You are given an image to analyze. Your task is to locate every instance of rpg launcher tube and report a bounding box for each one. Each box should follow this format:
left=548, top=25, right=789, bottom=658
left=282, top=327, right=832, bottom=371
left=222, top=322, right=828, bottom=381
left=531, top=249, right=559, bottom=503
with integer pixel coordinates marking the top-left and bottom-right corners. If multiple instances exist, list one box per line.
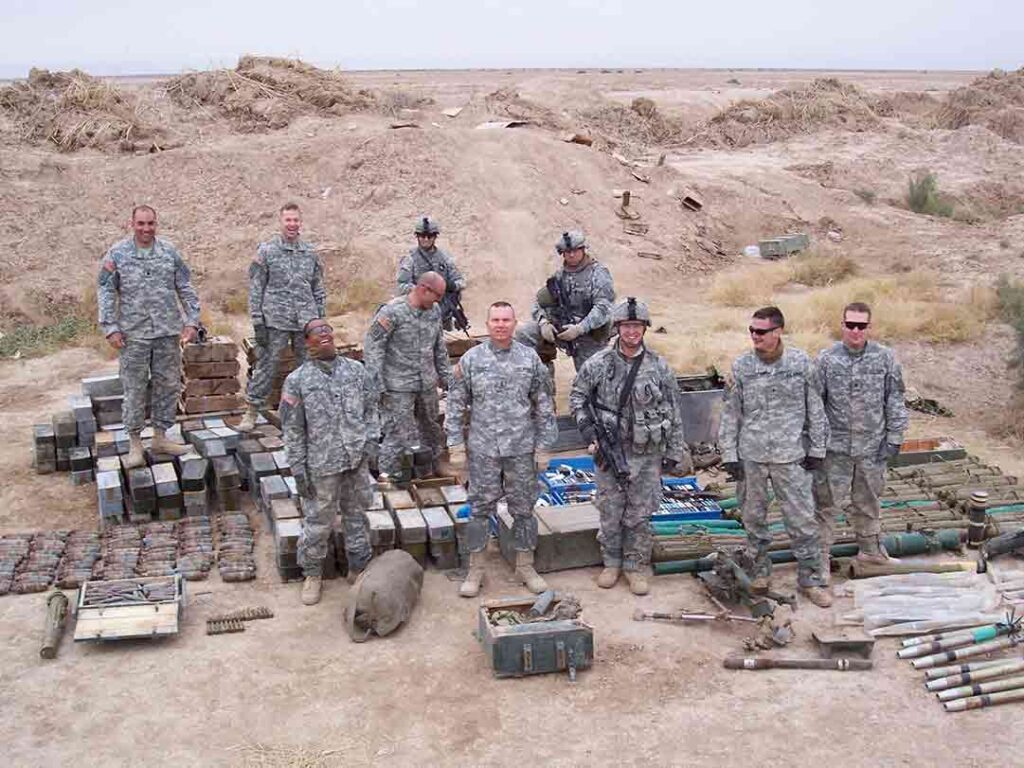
left=724, top=657, right=873, bottom=671
left=943, top=686, right=1024, bottom=711
left=925, top=658, right=1018, bottom=681
left=898, top=624, right=1010, bottom=659
left=911, top=636, right=1018, bottom=670
left=926, top=659, right=1024, bottom=692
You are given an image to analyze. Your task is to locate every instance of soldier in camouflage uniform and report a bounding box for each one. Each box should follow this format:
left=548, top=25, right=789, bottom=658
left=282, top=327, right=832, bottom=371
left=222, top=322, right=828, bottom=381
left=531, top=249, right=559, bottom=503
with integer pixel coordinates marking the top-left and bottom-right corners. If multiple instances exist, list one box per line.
left=97, top=205, right=200, bottom=468
left=446, top=302, right=557, bottom=597
left=718, top=306, right=832, bottom=608
left=396, top=216, right=467, bottom=330
left=282, top=318, right=379, bottom=606
left=239, top=202, right=326, bottom=432
left=516, top=230, right=616, bottom=372
left=815, top=302, right=909, bottom=572
left=363, top=271, right=453, bottom=479
left=569, top=298, right=691, bottom=596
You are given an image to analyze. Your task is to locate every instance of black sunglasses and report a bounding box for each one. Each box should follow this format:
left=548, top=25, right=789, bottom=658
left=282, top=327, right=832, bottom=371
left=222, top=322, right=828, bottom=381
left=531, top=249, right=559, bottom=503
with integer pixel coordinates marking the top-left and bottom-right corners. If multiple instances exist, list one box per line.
left=748, top=326, right=780, bottom=336
left=844, top=321, right=869, bottom=331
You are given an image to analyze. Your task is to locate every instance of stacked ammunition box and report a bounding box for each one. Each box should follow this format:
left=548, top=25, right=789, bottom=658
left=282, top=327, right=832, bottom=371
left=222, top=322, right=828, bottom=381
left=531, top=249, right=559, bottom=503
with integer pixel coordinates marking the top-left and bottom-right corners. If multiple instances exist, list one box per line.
left=33, top=424, right=56, bottom=474
left=52, top=411, right=76, bottom=472
left=180, top=337, right=242, bottom=415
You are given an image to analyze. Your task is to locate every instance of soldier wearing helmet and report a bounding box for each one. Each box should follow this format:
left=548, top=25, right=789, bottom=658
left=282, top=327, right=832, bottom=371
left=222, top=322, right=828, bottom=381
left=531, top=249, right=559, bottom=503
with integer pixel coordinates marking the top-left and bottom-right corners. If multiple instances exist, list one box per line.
left=569, top=297, right=691, bottom=596
left=516, top=229, right=616, bottom=372
left=396, top=216, right=467, bottom=330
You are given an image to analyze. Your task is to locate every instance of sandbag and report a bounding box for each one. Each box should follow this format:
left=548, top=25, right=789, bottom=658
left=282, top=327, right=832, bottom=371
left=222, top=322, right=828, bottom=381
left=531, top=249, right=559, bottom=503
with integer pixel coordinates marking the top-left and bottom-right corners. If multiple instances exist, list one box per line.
left=344, top=549, right=423, bottom=642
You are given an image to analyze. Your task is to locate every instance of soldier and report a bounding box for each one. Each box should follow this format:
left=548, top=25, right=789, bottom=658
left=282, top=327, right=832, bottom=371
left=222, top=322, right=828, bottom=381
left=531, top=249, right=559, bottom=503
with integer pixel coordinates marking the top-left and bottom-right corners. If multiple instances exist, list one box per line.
left=363, top=271, right=453, bottom=479
left=516, top=230, right=616, bottom=372
left=396, top=216, right=467, bottom=330
left=569, top=298, right=691, bottom=596
left=282, top=318, right=379, bottom=606
left=238, top=202, right=326, bottom=432
left=718, top=306, right=832, bottom=608
left=97, top=205, right=200, bottom=468
left=815, top=302, right=909, bottom=570
left=446, top=301, right=557, bottom=598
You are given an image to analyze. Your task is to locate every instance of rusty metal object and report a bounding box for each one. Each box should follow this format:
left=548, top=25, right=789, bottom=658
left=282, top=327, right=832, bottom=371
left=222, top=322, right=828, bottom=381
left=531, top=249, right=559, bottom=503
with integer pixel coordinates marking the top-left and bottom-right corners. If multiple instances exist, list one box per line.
left=211, top=606, right=274, bottom=622
left=206, top=618, right=245, bottom=635
left=40, top=591, right=69, bottom=659
left=217, top=513, right=256, bottom=581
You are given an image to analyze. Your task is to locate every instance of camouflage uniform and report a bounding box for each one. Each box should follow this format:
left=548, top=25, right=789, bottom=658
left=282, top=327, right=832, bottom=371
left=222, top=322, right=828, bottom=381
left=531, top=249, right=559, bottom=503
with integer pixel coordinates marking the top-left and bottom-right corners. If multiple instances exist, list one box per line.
left=445, top=340, right=557, bottom=553
left=282, top=356, right=379, bottom=577
left=517, top=258, right=616, bottom=371
left=718, top=346, right=828, bottom=587
left=815, top=341, right=909, bottom=552
left=97, top=236, right=201, bottom=432
left=363, top=296, right=453, bottom=476
left=396, top=246, right=465, bottom=296
left=247, top=235, right=326, bottom=408
left=570, top=344, right=687, bottom=571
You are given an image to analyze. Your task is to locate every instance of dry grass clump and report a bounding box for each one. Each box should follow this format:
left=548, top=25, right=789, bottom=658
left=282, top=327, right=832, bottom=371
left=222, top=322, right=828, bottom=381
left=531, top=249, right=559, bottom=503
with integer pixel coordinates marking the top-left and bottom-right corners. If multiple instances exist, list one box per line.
left=484, top=88, right=565, bottom=130
left=0, top=284, right=103, bottom=359
left=0, top=67, right=162, bottom=151
left=578, top=97, right=684, bottom=152
left=376, top=88, right=435, bottom=118
left=931, top=68, right=1024, bottom=144
left=788, top=252, right=859, bottom=287
left=165, top=55, right=372, bottom=131
left=709, top=251, right=858, bottom=306
left=686, top=78, right=881, bottom=148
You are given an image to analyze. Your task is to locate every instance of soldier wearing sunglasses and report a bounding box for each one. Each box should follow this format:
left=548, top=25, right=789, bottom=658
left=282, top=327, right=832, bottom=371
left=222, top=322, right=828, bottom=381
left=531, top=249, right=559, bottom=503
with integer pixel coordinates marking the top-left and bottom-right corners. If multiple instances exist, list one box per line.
left=718, top=306, right=831, bottom=607
left=814, top=302, right=909, bottom=572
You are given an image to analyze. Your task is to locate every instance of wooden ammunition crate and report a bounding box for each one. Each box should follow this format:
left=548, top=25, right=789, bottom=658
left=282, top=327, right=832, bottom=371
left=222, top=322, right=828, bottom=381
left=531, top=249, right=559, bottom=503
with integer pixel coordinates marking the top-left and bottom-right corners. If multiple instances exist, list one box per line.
left=477, top=596, right=593, bottom=679
left=74, top=575, right=183, bottom=642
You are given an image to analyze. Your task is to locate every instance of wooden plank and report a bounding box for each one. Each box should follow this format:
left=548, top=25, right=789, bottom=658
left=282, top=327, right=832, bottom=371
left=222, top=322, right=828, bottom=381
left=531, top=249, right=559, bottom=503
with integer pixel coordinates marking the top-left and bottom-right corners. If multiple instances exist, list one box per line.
left=182, top=377, right=241, bottom=397
left=183, top=360, right=241, bottom=379
left=182, top=337, right=239, bottom=363
left=181, top=394, right=244, bottom=414
left=74, top=604, right=179, bottom=640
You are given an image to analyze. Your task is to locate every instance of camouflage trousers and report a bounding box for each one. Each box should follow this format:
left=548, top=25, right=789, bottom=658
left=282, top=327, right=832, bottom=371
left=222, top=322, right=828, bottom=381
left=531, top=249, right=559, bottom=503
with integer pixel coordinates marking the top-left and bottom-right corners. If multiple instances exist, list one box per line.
left=515, top=321, right=607, bottom=372
left=739, top=460, right=826, bottom=587
left=120, top=334, right=181, bottom=433
left=595, top=451, right=661, bottom=571
left=814, top=451, right=886, bottom=552
left=299, top=464, right=373, bottom=577
left=378, top=389, right=443, bottom=477
left=246, top=328, right=306, bottom=409
left=466, top=452, right=538, bottom=553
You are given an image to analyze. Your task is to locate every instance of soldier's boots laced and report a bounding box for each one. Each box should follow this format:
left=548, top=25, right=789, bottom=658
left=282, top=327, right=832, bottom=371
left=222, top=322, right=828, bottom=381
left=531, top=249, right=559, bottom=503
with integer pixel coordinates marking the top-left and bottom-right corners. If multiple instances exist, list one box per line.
left=515, top=551, right=548, bottom=594
left=301, top=576, right=322, bottom=606
left=124, top=433, right=146, bottom=469
left=799, top=585, right=833, bottom=608
left=459, top=551, right=486, bottom=598
left=597, top=567, right=620, bottom=589
left=625, top=569, right=650, bottom=596
left=237, top=405, right=259, bottom=433
left=749, top=575, right=771, bottom=594
left=153, top=429, right=192, bottom=456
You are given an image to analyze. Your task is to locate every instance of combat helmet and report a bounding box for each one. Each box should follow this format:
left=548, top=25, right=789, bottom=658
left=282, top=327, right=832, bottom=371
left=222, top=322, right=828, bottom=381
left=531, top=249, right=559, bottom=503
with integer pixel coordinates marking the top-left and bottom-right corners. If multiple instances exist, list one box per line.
left=555, top=230, right=586, bottom=253
left=611, top=297, right=651, bottom=326
left=414, top=216, right=440, bottom=235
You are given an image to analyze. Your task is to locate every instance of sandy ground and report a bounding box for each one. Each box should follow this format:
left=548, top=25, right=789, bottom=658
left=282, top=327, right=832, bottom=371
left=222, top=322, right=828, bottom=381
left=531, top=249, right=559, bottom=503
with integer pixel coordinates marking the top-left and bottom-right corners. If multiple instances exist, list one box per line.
left=2, top=66, right=1024, bottom=766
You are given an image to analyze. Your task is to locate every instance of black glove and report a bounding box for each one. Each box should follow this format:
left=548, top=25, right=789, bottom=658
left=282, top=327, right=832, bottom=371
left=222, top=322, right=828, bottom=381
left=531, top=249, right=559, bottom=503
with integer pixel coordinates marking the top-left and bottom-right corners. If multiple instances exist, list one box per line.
left=254, top=324, right=269, bottom=347
left=722, top=461, right=744, bottom=481
left=879, top=442, right=901, bottom=461
left=293, top=471, right=317, bottom=500
left=801, top=455, right=824, bottom=472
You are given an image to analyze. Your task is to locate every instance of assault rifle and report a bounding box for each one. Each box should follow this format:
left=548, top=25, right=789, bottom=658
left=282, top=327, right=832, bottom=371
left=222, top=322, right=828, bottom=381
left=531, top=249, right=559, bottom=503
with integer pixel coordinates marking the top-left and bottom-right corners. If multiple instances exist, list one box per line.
left=584, top=397, right=630, bottom=489
left=440, top=289, right=471, bottom=336
left=544, top=276, right=577, bottom=356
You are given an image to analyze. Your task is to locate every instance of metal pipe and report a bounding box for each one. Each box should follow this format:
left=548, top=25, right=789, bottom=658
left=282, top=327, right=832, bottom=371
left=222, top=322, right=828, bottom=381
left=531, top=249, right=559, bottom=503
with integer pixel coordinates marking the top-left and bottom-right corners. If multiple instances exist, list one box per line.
left=911, top=636, right=1019, bottom=669
left=925, top=658, right=1018, bottom=681
left=926, top=660, right=1024, bottom=692
left=724, top=656, right=873, bottom=671
left=943, top=685, right=1024, bottom=711
left=902, top=624, right=996, bottom=648
left=898, top=625, right=1009, bottom=659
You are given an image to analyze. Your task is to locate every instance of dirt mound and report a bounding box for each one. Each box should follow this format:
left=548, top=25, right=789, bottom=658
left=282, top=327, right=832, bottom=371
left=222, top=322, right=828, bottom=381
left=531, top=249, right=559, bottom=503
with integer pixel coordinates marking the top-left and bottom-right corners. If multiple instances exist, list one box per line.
left=483, top=87, right=565, bottom=130
left=871, top=90, right=941, bottom=120
left=164, top=55, right=372, bottom=131
left=577, top=98, right=684, bottom=153
left=686, top=78, right=881, bottom=148
left=931, top=68, right=1024, bottom=144
left=0, top=68, right=162, bottom=152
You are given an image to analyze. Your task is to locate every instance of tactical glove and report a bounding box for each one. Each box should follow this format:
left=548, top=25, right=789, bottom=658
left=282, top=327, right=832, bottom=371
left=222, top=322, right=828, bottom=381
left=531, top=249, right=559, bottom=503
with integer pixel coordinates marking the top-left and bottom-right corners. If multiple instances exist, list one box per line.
left=539, top=319, right=557, bottom=343
left=557, top=323, right=585, bottom=342
left=879, top=442, right=901, bottom=461
left=722, top=461, right=744, bottom=481
left=801, top=455, right=825, bottom=472
left=293, top=470, right=317, bottom=500
left=254, top=324, right=269, bottom=347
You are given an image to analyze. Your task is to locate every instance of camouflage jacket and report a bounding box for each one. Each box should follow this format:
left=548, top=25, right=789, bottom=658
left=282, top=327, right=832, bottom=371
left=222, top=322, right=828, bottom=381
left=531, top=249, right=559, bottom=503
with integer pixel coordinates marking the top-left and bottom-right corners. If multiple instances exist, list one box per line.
left=446, top=339, right=557, bottom=457
left=363, top=296, right=453, bottom=393
left=816, top=341, right=909, bottom=457
left=569, top=343, right=687, bottom=463
left=531, top=257, right=616, bottom=334
left=718, top=346, right=827, bottom=464
left=282, top=357, right=380, bottom=478
left=396, top=247, right=465, bottom=295
left=249, top=234, right=326, bottom=331
left=97, top=236, right=201, bottom=339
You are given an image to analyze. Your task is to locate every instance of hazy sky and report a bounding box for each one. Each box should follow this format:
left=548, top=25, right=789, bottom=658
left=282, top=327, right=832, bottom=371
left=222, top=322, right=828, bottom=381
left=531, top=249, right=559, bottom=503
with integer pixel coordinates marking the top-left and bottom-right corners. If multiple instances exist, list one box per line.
left=2, top=0, right=1020, bottom=78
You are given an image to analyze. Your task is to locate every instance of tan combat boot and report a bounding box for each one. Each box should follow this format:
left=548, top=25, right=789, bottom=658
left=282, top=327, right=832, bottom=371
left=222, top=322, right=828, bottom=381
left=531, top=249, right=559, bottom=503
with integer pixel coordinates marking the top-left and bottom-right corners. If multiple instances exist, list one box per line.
left=237, top=404, right=259, bottom=433
left=625, top=569, right=650, bottom=596
left=459, top=550, right=486, bottom=598
left=855, top=537, right=894, bottom=566
left=124, top=433, right=146, bottom=469
left=799, top=585, right=833, bottom=608
left=152, top=428, right=191, bottom=456
left=301, top=575, right=322, bottom=606
left=515, top=551, right=548, bottom=594
left=597, top=567, right=620, bottom=589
